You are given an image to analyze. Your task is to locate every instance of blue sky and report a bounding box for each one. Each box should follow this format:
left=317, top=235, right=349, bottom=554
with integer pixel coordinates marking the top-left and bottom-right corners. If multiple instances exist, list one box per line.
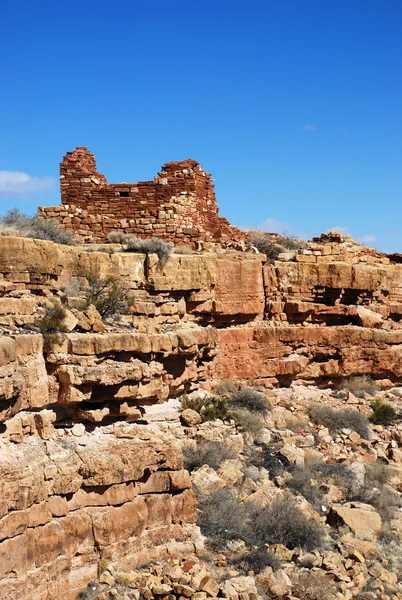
left=1, top=0, right=401, bottom=251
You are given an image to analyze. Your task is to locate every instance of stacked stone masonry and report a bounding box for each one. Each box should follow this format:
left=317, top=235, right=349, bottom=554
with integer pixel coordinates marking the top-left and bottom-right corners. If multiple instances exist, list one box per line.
left=39, top=147, right=244, bottom=246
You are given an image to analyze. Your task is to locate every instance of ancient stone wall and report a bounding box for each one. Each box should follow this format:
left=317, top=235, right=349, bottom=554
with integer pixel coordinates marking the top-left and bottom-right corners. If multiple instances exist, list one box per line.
left=39, top=147, right=243, bottom=246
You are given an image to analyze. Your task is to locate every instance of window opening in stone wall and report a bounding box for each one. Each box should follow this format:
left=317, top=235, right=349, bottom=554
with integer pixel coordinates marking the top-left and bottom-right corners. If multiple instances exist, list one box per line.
left=119, top=191, right=129, bottom=197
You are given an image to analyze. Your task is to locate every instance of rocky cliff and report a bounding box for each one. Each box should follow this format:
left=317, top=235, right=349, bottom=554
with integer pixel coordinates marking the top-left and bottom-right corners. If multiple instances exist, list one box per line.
left=1, top=233, right=402, bottom=598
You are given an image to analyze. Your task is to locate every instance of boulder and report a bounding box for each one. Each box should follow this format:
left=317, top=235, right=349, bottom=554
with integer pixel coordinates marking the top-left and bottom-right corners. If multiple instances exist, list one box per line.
left=327, top=503, right=382, bottom=539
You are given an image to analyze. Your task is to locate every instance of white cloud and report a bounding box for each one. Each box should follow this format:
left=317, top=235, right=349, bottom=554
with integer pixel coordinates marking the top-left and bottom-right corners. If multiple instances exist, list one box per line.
left=359, top=234, right=377, bottom=245
left=302, top=123, right=317, bottom=132
left=329, top=226, right=351, bottom=235
left=257, top=218, right=296, bottom=235
left=0, top=171, right=56, bottom=197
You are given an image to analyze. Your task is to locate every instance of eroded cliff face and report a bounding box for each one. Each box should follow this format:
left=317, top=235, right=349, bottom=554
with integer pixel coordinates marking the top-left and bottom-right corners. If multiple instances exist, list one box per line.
left=1, top=234, right=402, bottom=598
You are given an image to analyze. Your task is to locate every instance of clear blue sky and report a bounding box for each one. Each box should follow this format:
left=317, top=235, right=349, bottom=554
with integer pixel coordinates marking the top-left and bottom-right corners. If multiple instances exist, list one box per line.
left=1, top=0, right=401, bottom=251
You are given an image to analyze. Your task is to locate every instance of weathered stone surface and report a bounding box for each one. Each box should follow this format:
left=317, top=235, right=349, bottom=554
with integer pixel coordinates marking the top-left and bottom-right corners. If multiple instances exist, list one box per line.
left=212, top=325, right=402, bottom=382
left=0, top=424, right=198, bottom=600
left=327, top=503, right=382, bottom=538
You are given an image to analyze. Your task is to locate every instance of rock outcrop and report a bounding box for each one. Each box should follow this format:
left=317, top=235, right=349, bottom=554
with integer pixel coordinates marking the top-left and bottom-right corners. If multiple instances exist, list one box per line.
left=2, top=231, right=402, bottom=598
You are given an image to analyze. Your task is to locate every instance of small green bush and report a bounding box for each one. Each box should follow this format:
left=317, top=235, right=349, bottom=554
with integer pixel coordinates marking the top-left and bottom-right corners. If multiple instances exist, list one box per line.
left=37, top=304, right=68, bottom=334
left=370, top=398, right=397, bottom=425
left=309, top=404, right=371, bottom=439
left=77, top=272, right=133, bottom=318
left=0, top=208, right=75, bottom=245
left=180, top=394, right=231, bottom=422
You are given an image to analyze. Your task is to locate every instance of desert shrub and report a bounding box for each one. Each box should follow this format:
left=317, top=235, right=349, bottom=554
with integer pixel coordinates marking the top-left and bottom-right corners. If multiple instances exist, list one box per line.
left=231, top=409, right=265, bottom=438
left=309, top=404, right=370, bottom=439
left=247, top=497, right=325, bottom=551
left=228, top=388, right=268, bottom=413
left=340, top=375, right=380, bottom=398
left=125, top=235, right=171, bottom=266
left=173, top=244, right=193, bottom=254
left=247, top=230, right=304, bottom=263
left=78, top=272, right=133, bottom=318
left=180, top=394, right=206, bottom=413
left=247, top=230, right=286, bottom=262
left=252, top=442, right=292, bottom=477
left=365, top=460, right=392, bottom=487
left=216, top=380, right=241, bottom=396
left=183, top=440, right=237, bottom=472
left=370, top=398, right=397, bottom=424
left=236, top=548, right=281, bottom=573
left=37, top=304, right=68, bottom=334
left=197, top=488, right=249, bottom=548
left=350, top=461, right=401, bottom=521
left=291, top=571, right=338, bottom=600
left=180, top=394, right=231, bottom=422
left=107, top=231, right=127, bottom=244
left=198, top=490, right=325, bottom=553
left=0, top=208, right=75, bottom=245
left=378, top=527, right=402, bottom=579
left=289, top=462, right=356, bottom=510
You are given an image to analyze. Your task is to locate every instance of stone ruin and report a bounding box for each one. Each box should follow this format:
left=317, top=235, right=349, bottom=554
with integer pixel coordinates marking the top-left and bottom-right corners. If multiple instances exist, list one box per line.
left=39, top=147, right=244, bottom=246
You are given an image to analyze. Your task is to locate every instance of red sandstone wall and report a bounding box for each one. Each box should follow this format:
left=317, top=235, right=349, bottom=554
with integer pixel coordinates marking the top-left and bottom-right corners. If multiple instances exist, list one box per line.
left=39, top=147, right=243, bottom=246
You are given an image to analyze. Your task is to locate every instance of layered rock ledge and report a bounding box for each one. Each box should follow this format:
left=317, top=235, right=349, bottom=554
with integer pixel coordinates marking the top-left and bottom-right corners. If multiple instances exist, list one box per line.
left=1, top=234, right=402, bottom=598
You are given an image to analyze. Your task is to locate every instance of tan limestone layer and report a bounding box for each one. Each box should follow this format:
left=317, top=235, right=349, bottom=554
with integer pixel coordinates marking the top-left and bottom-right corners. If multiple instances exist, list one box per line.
left=0, top=424, right=197, bottom=600
left=212, top=325, right=402, bottom=382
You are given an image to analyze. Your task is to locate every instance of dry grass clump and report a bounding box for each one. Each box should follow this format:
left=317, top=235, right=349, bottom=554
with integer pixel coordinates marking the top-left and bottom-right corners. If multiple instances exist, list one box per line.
left=350, top=461, right=402, bottom=522
left=340, top=375, right=380, bottom=398
left=0, top=208, right=75, bottom=245
left=197, top=488, right=249, bottom=548
left=235, top=548, right=282, bottom=573
left=198, top=490, right=326, bottom=554
left=377, top=528, right=402, bottom=579
left=247, top=496, right=326, bottom=551
left=309, top=404, right=371, bottom=439
left=107, top=231, right=127, bottom=244
left=183, top=440, right=237, bottom=472
left=289, top=461, right=356, bottom=510
left=291, top=571, right=338, bottom=600
left=173, top=244, right=193, bottom=255
left=231, top=409, right=265, bottom=438
left=107, top=231, right=172, bottom=266
left=227, top=388, right=268, bottom=413
left=247, top=230, right=304, bottom=263
left=125, top=235, right=171, bottom=266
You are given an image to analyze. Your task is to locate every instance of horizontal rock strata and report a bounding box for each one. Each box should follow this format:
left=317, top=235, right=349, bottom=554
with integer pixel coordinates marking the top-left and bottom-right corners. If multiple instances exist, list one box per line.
left=2, top=233, right=402, bottom=598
